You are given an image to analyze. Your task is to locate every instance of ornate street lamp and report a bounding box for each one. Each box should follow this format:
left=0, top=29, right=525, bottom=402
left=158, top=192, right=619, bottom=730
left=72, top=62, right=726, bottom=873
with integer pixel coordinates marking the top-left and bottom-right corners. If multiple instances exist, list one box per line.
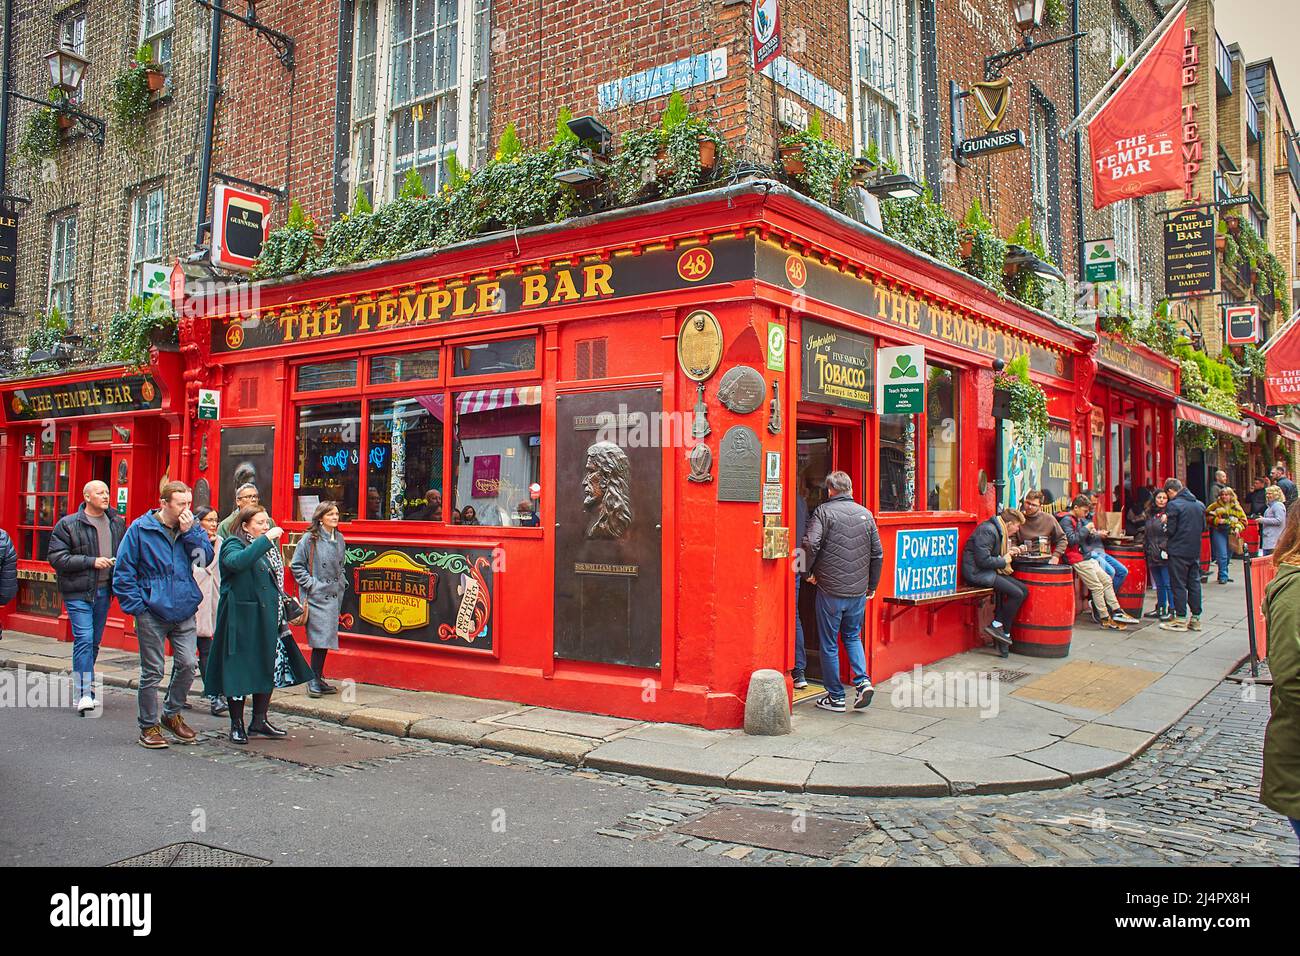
left=985, top=1, right=1084, bottom=80
left=44, top=47, right=88, bottom=96
left=1011, top=0, right=1046, bottom=32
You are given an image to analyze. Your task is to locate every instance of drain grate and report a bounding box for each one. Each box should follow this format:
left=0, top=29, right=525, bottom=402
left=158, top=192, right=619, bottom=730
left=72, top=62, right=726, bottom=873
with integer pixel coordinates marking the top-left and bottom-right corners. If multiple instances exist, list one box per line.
left=109, top=842, right=272, bottom=867
left=674, top=807, right=868, bottom=859
left=990, top=667, right=1031, bottom=684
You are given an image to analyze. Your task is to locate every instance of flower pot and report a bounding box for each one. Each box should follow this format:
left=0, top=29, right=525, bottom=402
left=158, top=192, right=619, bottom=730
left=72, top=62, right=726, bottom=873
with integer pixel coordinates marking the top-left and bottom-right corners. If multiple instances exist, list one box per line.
left=1225, top=216, right=1241, bottom=236
left=697, top=137, right=717, bottom=172
left=780, top=145, right=805, bottom=177
left=311, top=232, right=325, bottom=253
left=145, top=68, right=166, bottom=93
left=1215, top=233, right=1226, bottom=252
left=958, top=234, right=974, bottom=260
left=654, top=147, right=676, bottom=176
left=57, top=113, right=75, bottom=130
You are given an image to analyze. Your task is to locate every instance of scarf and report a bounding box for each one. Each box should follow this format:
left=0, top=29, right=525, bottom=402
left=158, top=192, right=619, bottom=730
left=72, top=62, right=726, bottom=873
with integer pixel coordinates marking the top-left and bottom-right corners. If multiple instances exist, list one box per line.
left=236, top=527, right=288, bottom=632
left=995, top=516, right=1013, bottom=576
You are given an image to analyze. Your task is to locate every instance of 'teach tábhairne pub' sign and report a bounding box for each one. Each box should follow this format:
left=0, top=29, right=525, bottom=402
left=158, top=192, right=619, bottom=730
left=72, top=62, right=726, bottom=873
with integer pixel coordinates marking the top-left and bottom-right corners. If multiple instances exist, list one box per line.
left=211, top=237, right=756, bottom=353
left=5, top=374, right=162, bottom=422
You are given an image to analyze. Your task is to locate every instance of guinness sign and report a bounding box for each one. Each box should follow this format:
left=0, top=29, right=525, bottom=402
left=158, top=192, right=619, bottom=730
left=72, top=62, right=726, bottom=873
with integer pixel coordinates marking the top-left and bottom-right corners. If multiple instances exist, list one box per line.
left=954, top=77, right=1025, bottom=159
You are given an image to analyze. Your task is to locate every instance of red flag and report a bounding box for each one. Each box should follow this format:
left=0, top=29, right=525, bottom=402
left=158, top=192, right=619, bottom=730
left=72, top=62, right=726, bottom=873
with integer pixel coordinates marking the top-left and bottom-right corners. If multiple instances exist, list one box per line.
left=1265, top=318, right=1300, bottom=405
left=1088, top=9, right=1186, bottom=209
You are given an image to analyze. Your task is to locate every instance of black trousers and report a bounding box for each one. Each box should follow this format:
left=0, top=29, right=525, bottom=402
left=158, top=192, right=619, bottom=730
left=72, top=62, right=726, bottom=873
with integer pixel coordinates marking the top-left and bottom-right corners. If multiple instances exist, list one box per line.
left=1168, top=555, right=1203, bottom=617
left=989, top=574, right=1029, bottom=628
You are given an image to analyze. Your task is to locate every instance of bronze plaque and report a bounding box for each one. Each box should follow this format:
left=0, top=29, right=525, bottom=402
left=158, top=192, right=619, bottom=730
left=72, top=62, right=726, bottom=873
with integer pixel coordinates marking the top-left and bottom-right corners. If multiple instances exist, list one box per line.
left=220, top=425, right=275, bottom=521
left=554, top=388, right=663, bottom=669
left=676, top=310, right=723, bottom=381
left=717, top=365, right=766, bottom=414
left=718, top=425, right=762, bottom=502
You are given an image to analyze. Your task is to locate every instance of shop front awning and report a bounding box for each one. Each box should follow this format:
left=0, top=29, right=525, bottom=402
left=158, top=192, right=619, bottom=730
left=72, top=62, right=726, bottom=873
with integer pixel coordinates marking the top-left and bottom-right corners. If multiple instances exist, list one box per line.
left=1174, top=398, right=1250, bottom=439
left=1240, top=407, right=1300, bottom=444
left=455, top=386, right=543, bottom=416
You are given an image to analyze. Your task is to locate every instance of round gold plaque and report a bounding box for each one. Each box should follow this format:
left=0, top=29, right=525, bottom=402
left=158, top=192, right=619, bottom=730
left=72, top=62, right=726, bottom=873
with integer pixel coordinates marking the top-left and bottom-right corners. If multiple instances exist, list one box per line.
left=677, top=310, right=723, bottom=382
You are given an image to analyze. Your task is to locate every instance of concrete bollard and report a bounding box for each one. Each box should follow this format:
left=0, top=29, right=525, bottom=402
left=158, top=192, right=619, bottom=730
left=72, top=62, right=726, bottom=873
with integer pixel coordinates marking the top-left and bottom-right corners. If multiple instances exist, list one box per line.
left=744, top=669, right=792, bottom=736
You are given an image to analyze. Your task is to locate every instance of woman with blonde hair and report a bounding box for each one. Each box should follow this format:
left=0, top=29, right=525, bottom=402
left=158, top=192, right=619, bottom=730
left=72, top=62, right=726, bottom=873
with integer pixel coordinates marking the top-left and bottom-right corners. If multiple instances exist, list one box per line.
left=1259, top=484, right=1287, bottom=556
left=1262, top=502, right=1300, bottom=854
left=1206, top=486, right=1247, bottom=584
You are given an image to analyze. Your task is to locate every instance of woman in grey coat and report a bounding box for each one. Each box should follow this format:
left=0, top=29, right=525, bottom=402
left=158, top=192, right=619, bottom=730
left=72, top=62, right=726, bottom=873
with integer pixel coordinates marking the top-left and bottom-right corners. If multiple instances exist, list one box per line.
left=1260, top=485, right=1288, bottom=556
left=291, top=501, right=347, bottom=697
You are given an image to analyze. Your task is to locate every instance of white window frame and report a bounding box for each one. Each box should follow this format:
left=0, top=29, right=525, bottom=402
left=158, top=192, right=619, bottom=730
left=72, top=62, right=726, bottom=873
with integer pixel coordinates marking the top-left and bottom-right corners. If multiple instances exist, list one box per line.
left=128, top=187, right=165, bottom=298
left=1029, top=97, right=1050, bottom=251
left=48, top=213, right=78, bottom=321
left=349, top=0, right=491, bottom=206
left=1112, top=199, right=1139, bottom=299
left=139, top=0, right=174, bottom=67
left=1110, top=4, right=1136, bottom=71
left=59, top=11, right=87, bottom=103
left=848, top=0, right=923, bottom=178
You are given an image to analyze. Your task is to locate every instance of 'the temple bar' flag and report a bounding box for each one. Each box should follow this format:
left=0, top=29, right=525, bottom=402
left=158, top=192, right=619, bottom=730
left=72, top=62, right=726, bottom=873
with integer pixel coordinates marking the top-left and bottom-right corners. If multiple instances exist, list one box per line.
left=1264, top=313, right=1300, bottom=406
left=1088, top=8, right=1186, bottom=209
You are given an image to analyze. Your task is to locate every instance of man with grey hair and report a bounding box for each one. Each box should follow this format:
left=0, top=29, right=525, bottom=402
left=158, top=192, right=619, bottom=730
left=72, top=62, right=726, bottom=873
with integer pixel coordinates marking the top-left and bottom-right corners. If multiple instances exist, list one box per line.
left=217, top=482, right=277, bottom=538
left=802, top=471, right=883, bottom=712
left=49, top=480, right=126, bottom=714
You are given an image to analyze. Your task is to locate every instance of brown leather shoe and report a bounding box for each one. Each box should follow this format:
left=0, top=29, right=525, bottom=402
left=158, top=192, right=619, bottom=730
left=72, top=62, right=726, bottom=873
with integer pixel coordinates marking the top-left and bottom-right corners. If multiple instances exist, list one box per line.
left=138, top=725, right=169, bottom=749
left=160, top=713, right=199, bottom=745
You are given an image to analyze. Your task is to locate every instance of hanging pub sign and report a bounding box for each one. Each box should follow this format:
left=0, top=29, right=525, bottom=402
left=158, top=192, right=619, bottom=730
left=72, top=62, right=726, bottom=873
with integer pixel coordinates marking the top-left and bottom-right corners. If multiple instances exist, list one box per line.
left=956, top=77, right=1026, bottom=158
left=0, top=199, right=17, bottom=309
left=801, top=320, right=874, bottom=411
left=751, top=0, right=782, bottom=71
left=1224, top=304, right=1260, bottom=345
left=1083, top=238, right=1117, bottom=284
left=4, top=374, right=162, bottom=422
left=211, top=183, right=272, bottom=272
left=1163, top=206, right=1216, bottom=296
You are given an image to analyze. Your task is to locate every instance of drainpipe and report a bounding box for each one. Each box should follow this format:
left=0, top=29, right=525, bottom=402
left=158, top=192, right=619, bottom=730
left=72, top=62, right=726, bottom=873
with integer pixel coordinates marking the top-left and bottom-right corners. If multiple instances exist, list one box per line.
left=0, top=0, right=13, bottom=198
left=194, top=0, right=223, bottom=250
left=1071, top=0, right=1085, bottom=283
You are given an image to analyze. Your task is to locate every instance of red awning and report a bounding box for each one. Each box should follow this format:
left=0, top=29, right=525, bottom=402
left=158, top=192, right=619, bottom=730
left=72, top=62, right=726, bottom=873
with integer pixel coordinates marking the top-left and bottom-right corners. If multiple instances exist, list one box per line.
left=1239, top=407, right=1300, bottom=444
left=1174, top=399, right=1250, bottom=439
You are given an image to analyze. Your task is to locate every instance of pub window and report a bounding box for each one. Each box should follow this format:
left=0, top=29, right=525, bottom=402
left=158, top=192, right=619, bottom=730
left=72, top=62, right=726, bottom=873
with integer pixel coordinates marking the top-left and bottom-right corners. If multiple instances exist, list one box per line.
left=294, top=402, right=362, bottom=522
left=1029, top=96, right=1051, bottom=253
left=850, top=0, right=923, bottom=177
left=451, top=386, right=541, bottom=526
left=879, top=413, right=917, bottom=512
left=1112, top=199, right=1139, bottom=296
left=48, top=213, right=78, bottom=321
left=140, top=0, right=173, bottom=67
left=452, top=336, right=536, bottom=377
left=367, top=394, right=445, bottom=520
left=297, top=359, right=359, bottom=392
left=925, top=365, right=958, bottom=511
left=128, top=186, right=165, bottom=298
left=58, top=10, right=87, bottom=103
left=18, top=428, right=72, bottom=562
left=369, top=348, right=441, bottom=384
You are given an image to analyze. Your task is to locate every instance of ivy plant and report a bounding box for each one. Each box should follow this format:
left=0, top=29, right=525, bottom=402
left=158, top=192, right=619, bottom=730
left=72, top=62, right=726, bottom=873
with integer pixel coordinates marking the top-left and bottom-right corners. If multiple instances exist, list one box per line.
left=99, top=295, right=177, bottom=367
left=959, top=198, right=1006, bottom=290
left=17, top=90, right=65, bottom=168
left=608, top=93, right=725, bottom=204
left=109, top=46, right=158, bottom=151
left=779, top=112, right=853, bottom=208
left=994, top=353, right=1050, bottom=448
left=880, top=187, right=962, bottom=267
left=254, top=200, right=319, bottom=279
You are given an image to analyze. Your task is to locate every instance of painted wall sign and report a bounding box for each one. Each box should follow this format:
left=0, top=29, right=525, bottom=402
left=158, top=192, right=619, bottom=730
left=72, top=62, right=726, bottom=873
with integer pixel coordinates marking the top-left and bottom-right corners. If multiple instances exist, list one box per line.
left=1224, top=304, right=1260, bottom=345
left=751, top=0, right=782, bottom=71
left=802, top=320, right=874, bottom=411
left=876, top=345, right=925, bottom=414
left=341, top=544, right=495, bottom=650
left=597, top=47, right=728, bottom=111
left=1163, top=206, right=1215, bottom=296
left=211, top=184, right=272, bottom=272
left=213, top=237, right=755, bottom=354
left=767, top=243, right=1071, bottom=378
left=1095, top=333, right=1178, bottom=395
left=760, top=56, right=847, bottom=121
left=894, top=527, right=959, bottom=598
left=0, top=203, right=17, bottom=309
left=4, top=374, right=161, bottom=422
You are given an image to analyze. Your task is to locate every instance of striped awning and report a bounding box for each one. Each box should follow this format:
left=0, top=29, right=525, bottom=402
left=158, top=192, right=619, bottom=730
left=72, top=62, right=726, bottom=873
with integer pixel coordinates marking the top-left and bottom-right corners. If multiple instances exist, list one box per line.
left=1173, top=398, right=1250, bottom=439
left=456, top=386, right=542, bottom=416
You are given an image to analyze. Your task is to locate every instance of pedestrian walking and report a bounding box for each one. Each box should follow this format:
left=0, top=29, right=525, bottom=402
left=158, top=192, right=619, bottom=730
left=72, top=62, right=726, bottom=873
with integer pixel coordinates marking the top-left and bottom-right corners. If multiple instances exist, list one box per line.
left=1143, top=490, right=1173, bottom=621
left=963, top=507, right=1030, bottom=658
left=191, top=506, right=228, bottom=717
left=802, top=471, right=883, bottom=712
left=0, top=523, right=17, bottom=640
left=1260, top=485, right=1287, bottom=557
left=113, top=481, right=213, bottom=747
left=1159, top=477, right=1206, bottom=632
left=1059, top=496, right=1136, bottom=629
left=48, top=481, right=126, bottom=715
left=1261, top=501, right=1300, bottom=857
left=205, top=506, right=313, bottom=743
left=217, top=482, right=277, bottom=538
left=1206, top=486, right=1247, bottom=583
left=291, top=501, right=348, bottom=698
left=1272, top=465, right=1298, bottom=508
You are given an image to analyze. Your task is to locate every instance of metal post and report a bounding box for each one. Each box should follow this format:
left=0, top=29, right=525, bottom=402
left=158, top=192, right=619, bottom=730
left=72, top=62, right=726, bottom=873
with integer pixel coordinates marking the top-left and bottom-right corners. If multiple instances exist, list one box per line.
left=1242, top=544, right=1259, bottom=678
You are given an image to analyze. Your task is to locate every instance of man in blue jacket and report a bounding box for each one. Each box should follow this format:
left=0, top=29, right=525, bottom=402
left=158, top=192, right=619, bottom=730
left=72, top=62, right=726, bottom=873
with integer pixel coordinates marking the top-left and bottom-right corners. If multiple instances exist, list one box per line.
left=113, top=480, right=214, bottom=749
left=1160, top=477, right=1207, bottom=632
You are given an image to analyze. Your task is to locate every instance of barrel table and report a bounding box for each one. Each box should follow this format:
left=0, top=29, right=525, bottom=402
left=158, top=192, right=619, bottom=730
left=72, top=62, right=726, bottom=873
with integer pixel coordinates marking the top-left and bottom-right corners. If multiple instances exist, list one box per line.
left=1010, top=558, right=1076, bottom=658
left=1109, top=542, right=1148, bottom=618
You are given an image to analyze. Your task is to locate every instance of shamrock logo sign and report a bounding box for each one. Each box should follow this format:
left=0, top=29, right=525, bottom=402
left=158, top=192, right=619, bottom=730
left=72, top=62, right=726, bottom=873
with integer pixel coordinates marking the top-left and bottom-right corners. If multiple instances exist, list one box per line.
left=889, top=353, right=919, bottom=380
left=1090, top=243, right=1109, bottom=260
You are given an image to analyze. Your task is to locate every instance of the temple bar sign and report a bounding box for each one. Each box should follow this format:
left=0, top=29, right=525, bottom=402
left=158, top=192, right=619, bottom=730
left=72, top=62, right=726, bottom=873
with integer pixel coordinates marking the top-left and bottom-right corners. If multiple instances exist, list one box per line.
left=5, top=374, right=162, bottom=422
left=211, top=184, right=272, bottom=272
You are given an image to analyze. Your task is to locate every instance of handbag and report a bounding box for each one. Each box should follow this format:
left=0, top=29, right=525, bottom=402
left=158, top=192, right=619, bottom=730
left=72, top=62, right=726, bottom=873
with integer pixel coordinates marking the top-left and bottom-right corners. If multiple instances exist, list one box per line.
left=273, top=537, right=310, bottom=627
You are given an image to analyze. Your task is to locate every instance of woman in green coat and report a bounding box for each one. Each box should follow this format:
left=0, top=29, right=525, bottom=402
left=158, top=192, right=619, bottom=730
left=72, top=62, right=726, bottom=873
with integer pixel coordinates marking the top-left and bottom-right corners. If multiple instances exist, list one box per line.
left=205, top=506, right=313, bottom=743
left=1262, top=501, right=1300, bottom=855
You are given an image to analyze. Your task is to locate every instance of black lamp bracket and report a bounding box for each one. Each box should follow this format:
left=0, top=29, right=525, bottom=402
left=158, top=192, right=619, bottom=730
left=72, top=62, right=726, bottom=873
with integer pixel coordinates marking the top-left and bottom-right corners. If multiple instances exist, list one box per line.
left=8, top=89, right=105, bottom=145
left=985, top=30, right=1086, bottom=81
left=194, top=0, right=296, bottom=71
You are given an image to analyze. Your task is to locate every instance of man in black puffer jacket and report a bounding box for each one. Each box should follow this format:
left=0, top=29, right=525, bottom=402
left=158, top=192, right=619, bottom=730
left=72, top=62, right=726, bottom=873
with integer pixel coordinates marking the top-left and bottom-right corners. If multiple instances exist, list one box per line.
left=1160, top=477, right=1206, bottom=632
left=0, top=526, right=17, bottom=639
left=962, top=508, right=1029, bottom=658
left=802, top=471, right=883, bottom=713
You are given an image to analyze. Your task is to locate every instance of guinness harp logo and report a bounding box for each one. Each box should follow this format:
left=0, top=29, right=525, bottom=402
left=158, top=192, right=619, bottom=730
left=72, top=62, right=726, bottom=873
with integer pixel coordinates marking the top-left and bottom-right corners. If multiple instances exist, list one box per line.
left=970, top=77, right=1013, bottom=133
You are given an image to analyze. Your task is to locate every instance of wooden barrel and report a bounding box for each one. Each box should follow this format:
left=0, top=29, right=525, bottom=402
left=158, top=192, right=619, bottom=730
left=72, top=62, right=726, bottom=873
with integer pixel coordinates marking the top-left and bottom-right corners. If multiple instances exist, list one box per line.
left=1009, top=559, right=1076, bottom=658
left=1199, top=530, right=1211, bottom=577
left=1109, top=543, right=1147, bottom=618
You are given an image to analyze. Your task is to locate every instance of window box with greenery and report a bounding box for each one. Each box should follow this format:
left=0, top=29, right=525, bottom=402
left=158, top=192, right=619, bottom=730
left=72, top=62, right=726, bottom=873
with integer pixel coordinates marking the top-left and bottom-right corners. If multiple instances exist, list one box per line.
left=110, top=46, right=165, bottom=150
left=100, top=296, right=177, bottom=366
left=879, top=187, right=962, bottom=268
left=254, top=200, right=323, bottom=279
left=958, top=199, right=1006, bottom=290
left=776, top=112, right=852, bottom=209
left=608, top=93, right=726, bottom=205
left=992, top=354, right=1050, bottom=448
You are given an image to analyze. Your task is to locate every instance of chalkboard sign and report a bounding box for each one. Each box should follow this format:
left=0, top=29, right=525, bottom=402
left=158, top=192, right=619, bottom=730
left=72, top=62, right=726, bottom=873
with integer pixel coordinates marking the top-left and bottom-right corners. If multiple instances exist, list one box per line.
left=1164, top=207, right=1215, bottom=297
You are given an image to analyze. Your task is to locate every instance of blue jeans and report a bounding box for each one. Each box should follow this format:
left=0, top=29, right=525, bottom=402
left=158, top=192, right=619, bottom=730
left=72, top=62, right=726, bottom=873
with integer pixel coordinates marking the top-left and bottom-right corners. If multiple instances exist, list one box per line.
left=1149, top=565, right=1172, bottom=613
left=66, top=586, right=111, bottom=700
left=1210, top=527, right=1231, bottom=582
left=1089, top=550, right=1128, bottom=591
left=793, top=575, right=806, bottom=677
left=814, top=590, right=868, bottom=701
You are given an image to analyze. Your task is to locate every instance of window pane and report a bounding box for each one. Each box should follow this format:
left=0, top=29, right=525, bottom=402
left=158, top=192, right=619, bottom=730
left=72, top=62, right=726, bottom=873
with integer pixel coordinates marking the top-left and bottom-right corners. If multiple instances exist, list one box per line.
left=452, top=337, right=536, bottom=376
left=294, top=402, right=362, bottom=522
left=925, top=366, right=958, bottom=511
left=368, top=395, right=445, bottom=520
left=879, top=414, right=916, bottom=511
left=296, top=359, right=358, bottom=392
left=39, top=461, right=56, bottom=492
left=370, top=349, right=441, bottom=384
left=452, top=393, right=542, bottom=526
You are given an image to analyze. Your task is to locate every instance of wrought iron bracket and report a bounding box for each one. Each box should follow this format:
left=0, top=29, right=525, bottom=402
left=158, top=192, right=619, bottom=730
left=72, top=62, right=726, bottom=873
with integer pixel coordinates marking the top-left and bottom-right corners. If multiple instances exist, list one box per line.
left=194, top=0, right=296, bottom=70
left=8, top=90, right=106, bottom=145
left=985, top=31, right=1086, bottom=81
